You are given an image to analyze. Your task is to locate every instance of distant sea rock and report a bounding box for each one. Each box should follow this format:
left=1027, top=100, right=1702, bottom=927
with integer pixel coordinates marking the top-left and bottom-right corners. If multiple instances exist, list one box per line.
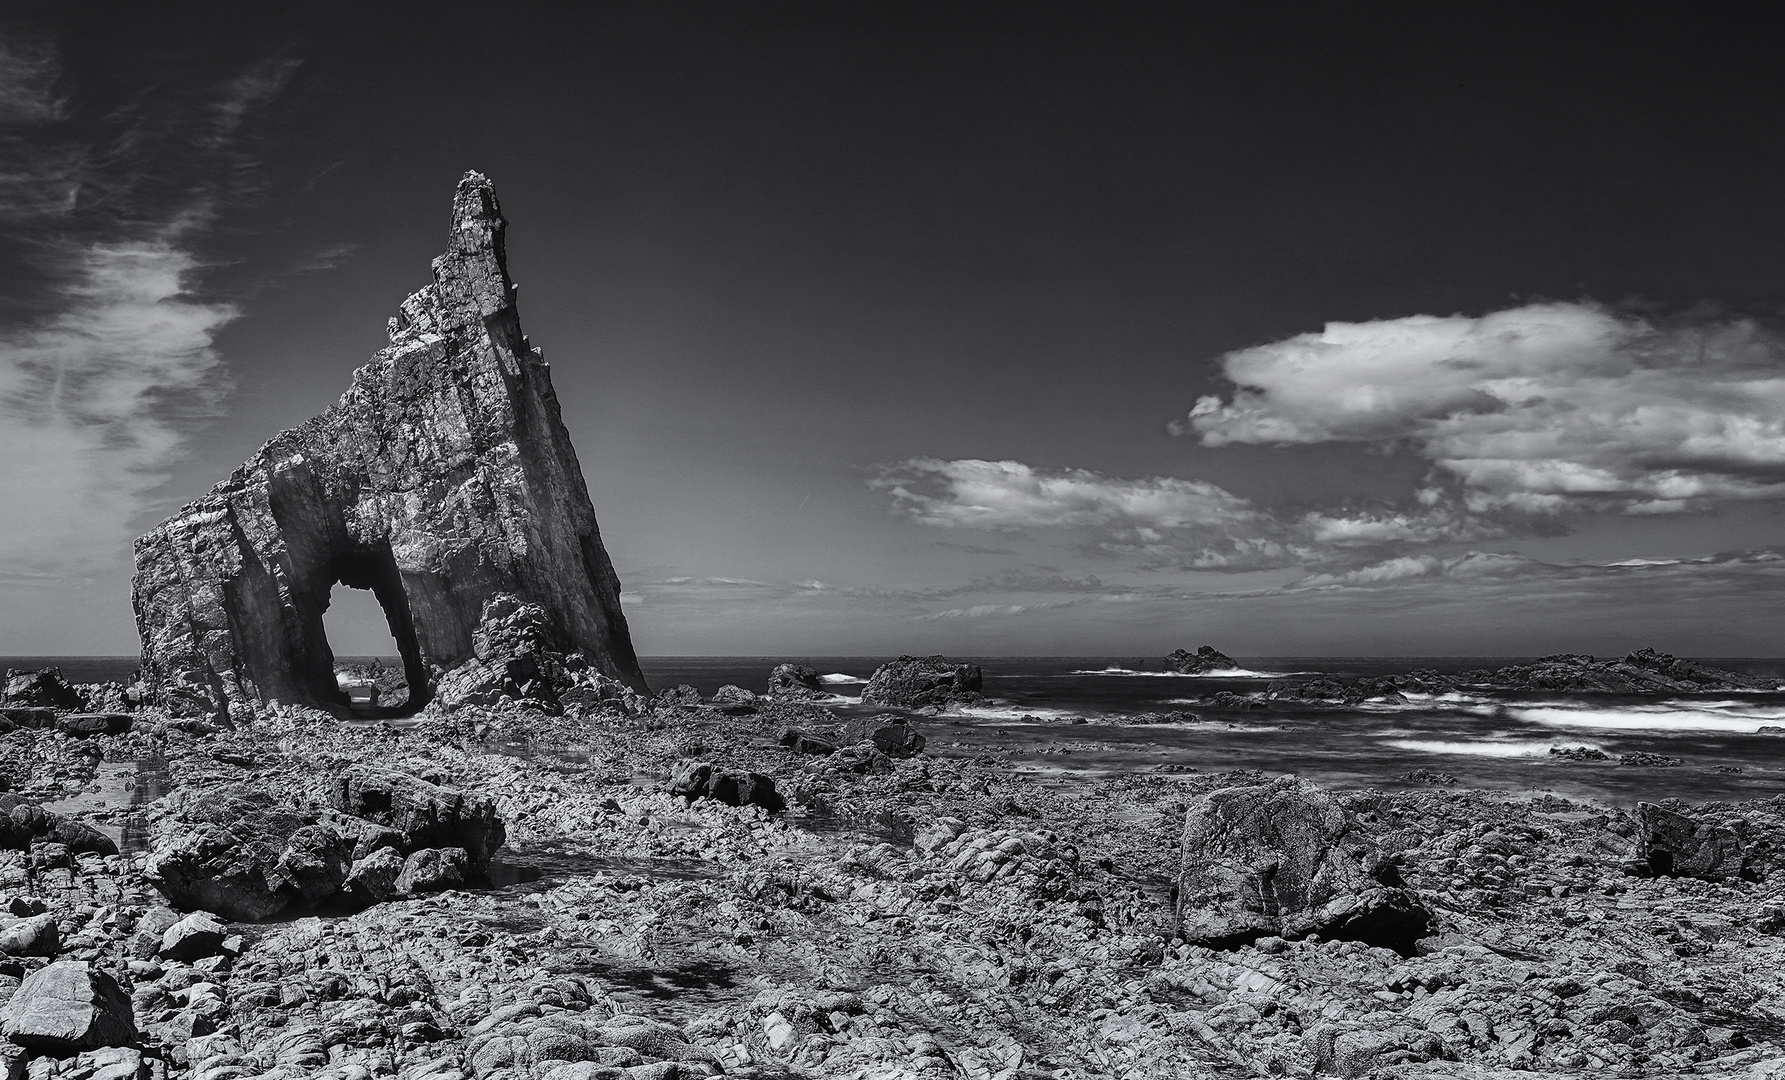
left=1165, top=646, right=1238, bottom=674
left=861, top=656, right=984, bottom=712
left=766, top=663, right=824, bottom=699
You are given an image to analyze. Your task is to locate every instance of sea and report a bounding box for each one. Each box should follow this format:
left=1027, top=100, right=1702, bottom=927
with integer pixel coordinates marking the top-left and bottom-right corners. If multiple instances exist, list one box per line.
left=10, top=654, right=1785, bottom=807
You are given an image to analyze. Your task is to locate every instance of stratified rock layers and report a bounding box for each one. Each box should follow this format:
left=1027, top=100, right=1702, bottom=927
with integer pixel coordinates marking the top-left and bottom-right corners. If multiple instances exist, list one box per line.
left=132, top=172, right=646, bottom=720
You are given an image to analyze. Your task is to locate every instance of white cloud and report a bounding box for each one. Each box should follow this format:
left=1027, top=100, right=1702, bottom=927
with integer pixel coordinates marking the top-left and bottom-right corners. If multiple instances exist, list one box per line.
left=1174, top=302, right=1785, bottom=515
left=0, top=37, right=289, bottom=582
left=874, top=457, right=1261, bottom=530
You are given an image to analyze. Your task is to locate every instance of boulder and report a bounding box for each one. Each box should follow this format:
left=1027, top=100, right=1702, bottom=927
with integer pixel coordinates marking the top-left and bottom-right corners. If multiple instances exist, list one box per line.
left=130, top=171, right=649, bottom=723
left=778, top=729, right=839, bottom=756
left=330, top=767, right=505, bottom=865
left=0, top=913, right=58, bottom=957
left=860, top=656, right=984, bottom=712
left=1165, top=646, right=1238, bottom=674
left=0, top=708, right=56, bottom=729
left=340, top=847, right=407, bottom=908
left=55, top=714, right=131, bottom=739
left=0, top=796, right=119, bottom=856
left=710, top=685, right=758, bottom=707
left=840, top=716, right=925, bottom=758
left=655, top=684, right=702, bottom=707
left=667, top=761, right=785, bottom=812
left=1305, top=1022, right=1447, bottom=1077
left=395, top=847, right=469, bottom=894
left=0, top=961, right=136, bottom=1055
left=1, top=668, right=82, bottom=710
left=1175, top=776, right=1431, bottom=953
left=158, top=912, right=226, bottom=962
left=767, top=664, right=823, bottom=699
left=1637, top=802, right=1747, bottom=880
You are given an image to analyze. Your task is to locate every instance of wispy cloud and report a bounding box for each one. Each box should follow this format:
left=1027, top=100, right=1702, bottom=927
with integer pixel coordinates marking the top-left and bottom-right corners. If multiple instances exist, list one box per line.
left=1174, top=302, right=1785, bottom=517
left=0, top=35, right=295, bottom=582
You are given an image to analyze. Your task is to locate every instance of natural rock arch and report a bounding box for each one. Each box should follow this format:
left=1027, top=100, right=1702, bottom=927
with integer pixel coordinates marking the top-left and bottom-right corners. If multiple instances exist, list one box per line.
left=132, top=172, right=648, bottom=720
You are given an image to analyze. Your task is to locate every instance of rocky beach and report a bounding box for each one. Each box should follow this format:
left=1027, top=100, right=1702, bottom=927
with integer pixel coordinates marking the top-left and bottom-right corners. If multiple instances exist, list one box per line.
left=5, top=172, right=1785, bottom=1080
left=6, top=655, right=1785, bottom=1080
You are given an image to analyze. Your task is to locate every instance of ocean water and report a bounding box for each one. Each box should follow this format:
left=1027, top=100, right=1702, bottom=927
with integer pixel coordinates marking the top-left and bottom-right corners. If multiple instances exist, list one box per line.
left=11, top=655, right=1785, bottom=806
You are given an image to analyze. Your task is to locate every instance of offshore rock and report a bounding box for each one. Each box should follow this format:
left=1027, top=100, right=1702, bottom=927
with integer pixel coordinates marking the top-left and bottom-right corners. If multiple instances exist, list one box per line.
left=766, top=663, right=824, bottom=699
left=1462, top=648, right=1774, bottom=693
left=1176, top=777, right=1431, bottom=953
left=131, top=171, right=647, bottom=721
left=860, top=656, right=984, bottom=712
left=1165, top=645, right=1238, bottom=674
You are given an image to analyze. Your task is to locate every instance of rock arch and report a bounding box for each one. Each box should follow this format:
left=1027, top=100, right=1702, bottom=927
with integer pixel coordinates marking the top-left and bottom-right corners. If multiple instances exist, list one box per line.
left=132, top=172, right=648, bottom=720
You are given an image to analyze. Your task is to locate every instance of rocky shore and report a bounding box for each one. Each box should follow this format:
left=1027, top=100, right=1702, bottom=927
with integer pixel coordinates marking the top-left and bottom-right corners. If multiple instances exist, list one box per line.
left=6, top=658, right=1785, bottom=1080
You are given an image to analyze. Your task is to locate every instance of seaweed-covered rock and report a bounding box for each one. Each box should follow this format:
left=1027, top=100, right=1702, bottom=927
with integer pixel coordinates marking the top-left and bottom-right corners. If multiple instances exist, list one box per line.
left=1176, top=776, right=1430, bottom=952
left=860, top=656, right=984, bottom=712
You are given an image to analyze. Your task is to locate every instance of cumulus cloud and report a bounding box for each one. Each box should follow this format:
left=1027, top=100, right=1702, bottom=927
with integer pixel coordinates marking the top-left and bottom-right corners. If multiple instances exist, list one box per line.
left=873, top=457, right=1322, bottom=570
left=1175, top=302, right=1785, bottom=515
left=0, top=36, right=293, bottom=581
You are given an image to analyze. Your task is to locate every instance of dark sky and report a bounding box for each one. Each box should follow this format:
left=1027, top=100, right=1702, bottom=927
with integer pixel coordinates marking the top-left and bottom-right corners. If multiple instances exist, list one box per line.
left=4, top=5, right=1785, bottom=656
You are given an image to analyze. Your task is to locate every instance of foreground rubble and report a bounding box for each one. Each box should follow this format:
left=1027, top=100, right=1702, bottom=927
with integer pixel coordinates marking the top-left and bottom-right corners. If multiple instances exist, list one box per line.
left=6, top=682, right=1785, bottom=1079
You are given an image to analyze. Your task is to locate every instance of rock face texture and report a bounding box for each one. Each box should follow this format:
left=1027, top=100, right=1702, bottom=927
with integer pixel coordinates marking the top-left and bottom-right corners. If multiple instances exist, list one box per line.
left=1175, top=777, right=1431, bottom=952
left=131, top=172, right=646, bottom=721
left=0, top=961, right=137, bottom=1055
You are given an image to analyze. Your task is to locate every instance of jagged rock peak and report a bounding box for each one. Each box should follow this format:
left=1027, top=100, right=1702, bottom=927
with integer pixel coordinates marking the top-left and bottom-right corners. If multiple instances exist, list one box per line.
left=132, top=171, right=648, bottom=721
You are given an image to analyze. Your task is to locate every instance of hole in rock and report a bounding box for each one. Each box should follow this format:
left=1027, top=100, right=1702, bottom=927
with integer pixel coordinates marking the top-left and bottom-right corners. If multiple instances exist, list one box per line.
left=320, top=577, right=427, bottom=719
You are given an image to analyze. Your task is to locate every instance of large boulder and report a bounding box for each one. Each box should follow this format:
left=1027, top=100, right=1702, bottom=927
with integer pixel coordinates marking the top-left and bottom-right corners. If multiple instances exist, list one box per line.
left=146, top=772, right=504, bottom=920
left=767, top=664, right=823, bottom=699
left=1176, top=777, right=1431, bottom=953
left=1, top=961, right=136, bottom=1055
left=130, top=171, right=649, bottom=723
left=860, top=656, right=984, bottom=712
left=840, top=716, right=925, bottom=758
left=1, top=668, right=81, bottom=710
left=1165, top=646, right=1238, bottom=674
left=54, top=714, right=131, bottom=738
left=330, top=767, right=505, bottom=865
left=1636, top=802, right=1748, bottom=880
left=667, top=761, right=785, bottom=812
left=0, top=796, right=119, bottom=857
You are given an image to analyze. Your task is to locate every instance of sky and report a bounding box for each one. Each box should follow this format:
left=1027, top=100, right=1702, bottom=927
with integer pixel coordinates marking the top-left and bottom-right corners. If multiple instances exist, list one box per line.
left=4, top=5, right=1785, bottom=658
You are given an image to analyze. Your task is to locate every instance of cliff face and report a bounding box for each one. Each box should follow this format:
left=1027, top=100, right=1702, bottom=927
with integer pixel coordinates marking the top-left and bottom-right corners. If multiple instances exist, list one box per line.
left=132, top=172, right=647, bottom=720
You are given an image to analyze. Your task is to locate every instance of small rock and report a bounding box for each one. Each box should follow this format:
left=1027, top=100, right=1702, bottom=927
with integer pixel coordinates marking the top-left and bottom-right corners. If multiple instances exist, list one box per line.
left=158, top=912, right=226, bottom=962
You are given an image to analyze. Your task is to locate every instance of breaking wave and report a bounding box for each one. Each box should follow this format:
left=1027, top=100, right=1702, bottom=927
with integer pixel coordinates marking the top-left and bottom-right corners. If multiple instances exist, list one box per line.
left=1070, top=665, right=1293, bottom=679
left=820, top=673, right=867, bottom=684
left=1384, top=737, right=1602, bottom=759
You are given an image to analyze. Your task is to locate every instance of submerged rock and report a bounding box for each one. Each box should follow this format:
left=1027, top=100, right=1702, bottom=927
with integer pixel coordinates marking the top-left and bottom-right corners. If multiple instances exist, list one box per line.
left=860, top=656, right=984, bottom=712
left=1176, top=776, right=1431, bottom=952
left=131, top=171, right=648, bottom=722
left=1165, top=645, right=1238, bottom=674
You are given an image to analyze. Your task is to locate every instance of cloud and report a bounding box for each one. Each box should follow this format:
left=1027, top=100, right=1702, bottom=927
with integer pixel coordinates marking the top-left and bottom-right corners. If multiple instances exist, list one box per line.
left=0, top=35, right=291, bottom=580
left=1174, top=302, right=1785, bottom=516
left=874, top=457, right=1319, bottom=570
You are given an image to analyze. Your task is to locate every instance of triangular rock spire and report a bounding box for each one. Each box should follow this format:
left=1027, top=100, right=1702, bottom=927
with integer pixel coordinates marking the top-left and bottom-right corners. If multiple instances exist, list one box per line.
left=132, top=171, right=648, bottom=720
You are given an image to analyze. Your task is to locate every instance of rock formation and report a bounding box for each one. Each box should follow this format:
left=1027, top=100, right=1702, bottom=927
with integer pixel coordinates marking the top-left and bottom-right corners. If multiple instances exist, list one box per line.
left=1165, top=645, right=1238, bottom=674
left=131, top=172, right=647, bottom=721
left=860, top=656, right=984, bottom=711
